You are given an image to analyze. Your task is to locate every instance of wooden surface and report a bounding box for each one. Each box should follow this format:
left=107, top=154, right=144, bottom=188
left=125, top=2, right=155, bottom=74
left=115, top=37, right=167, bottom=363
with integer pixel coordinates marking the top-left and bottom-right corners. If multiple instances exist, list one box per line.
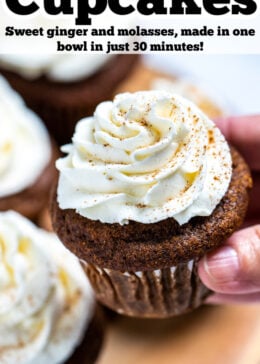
left=97, top=304, right=260, bottom=364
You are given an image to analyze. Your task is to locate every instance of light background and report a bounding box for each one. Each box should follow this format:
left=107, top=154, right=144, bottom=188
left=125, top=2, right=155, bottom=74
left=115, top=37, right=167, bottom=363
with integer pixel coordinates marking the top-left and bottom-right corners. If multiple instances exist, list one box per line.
left=146, top=54, right=260, bottom=116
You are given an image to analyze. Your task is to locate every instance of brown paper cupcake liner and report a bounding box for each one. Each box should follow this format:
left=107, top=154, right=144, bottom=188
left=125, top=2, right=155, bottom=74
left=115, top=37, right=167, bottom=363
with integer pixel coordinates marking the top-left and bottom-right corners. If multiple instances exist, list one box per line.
left=82, top=260, right=211, bottom=318
left=31, top=102, right=94, bottom=146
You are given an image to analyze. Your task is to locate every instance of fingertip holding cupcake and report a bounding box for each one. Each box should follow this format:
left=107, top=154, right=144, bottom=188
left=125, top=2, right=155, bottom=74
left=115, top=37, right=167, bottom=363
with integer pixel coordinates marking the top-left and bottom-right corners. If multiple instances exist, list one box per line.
left=199, top=225, right=260, bottom=300
left=51, top=90, right=252, bottom=318
left=205, top=292, right=260, bottom=305
left=198, top=246, right=240, bottom=291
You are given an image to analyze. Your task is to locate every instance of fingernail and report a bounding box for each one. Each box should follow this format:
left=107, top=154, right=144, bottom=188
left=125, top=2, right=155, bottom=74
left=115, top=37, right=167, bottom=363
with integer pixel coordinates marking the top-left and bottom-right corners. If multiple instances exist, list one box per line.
left=204, top=246, right=239, bottom=283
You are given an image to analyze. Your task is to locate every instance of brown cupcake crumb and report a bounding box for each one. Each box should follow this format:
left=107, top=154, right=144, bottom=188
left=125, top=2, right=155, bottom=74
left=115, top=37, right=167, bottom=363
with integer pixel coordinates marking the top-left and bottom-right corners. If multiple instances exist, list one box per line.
left=51, top=146, right=252, bottom=272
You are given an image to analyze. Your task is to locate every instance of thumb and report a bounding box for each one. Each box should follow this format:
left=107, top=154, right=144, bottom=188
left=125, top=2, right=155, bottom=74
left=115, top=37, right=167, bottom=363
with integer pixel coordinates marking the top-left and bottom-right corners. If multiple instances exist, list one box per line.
left=198, top=225, right=260, bottom=294
left=215, top=115, right=260, bottom=171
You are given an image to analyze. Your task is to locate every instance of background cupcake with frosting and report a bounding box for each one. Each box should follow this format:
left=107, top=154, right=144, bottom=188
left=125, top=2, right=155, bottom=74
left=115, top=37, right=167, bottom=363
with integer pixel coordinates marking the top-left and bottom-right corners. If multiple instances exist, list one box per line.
left=0, top=53, right=139, bottom=146
left=116, top=64, right=227, bottom=120
left=0, top=75, right=57, bottom=220
left=0, top=12, right=139, bottom=146
left=0, top=211, right=104, bottom=364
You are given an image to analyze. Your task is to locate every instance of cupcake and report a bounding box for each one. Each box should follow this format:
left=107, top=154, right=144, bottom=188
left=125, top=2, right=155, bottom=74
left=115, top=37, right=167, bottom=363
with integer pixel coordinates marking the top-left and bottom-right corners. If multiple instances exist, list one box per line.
left=0, top=54, right=139, bottom=145
left=51, top=91, right=252, bottom=318
left=0, top=211, right=104, bottom=364
left=115, top=64, right=226, bottom=119
left=151, top=77, right=227, bottom=119
left=0, top=76, right=57, bottom=220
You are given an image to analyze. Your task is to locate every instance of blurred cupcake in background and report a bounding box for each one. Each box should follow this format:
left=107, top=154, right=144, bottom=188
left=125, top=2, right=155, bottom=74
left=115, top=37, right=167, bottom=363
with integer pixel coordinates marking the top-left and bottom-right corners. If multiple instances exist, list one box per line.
left=151, top=77, right=227, bottom=119
left=0, top=6, right=140, bottom=145
left=116, top=64, right=226, bottom=119
left=0, top=211, right=104, bottom=364
left=0, top=75, right=57, bottom=220
left=0, top=54, right=139, bottom=145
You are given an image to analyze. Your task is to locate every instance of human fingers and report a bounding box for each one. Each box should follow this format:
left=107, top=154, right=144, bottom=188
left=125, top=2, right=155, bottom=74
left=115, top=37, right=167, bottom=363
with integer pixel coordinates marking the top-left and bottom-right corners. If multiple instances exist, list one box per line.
left=198, top=225, right=260, bottom=295
left=246, top=172, right=260, bottom=219
left=205, top=291, right=260, bottom=304
left=215, top=115, right=260, bottom=171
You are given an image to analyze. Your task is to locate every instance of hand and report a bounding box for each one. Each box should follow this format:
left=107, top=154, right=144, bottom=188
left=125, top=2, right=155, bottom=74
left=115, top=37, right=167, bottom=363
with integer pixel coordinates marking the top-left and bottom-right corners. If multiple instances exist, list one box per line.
left=198, top=115, right=260, bottom=304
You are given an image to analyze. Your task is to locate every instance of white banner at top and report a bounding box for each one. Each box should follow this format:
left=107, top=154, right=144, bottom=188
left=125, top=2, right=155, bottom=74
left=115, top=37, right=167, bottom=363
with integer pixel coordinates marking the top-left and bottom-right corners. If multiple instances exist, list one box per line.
left=0, top=0, right=259, bottom=54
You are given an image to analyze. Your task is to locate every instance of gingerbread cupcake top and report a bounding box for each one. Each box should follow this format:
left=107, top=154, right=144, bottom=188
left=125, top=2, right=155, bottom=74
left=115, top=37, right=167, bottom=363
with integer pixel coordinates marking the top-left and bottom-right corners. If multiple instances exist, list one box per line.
left=57, top=90, right=232, bottom=225
left=0, top=211, right=94, bottom=364
left=0, top=76, right=51, bottom=198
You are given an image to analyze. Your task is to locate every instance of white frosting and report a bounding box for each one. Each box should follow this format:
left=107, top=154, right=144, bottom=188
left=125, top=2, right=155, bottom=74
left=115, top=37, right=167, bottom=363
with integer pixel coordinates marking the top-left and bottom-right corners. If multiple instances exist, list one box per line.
left=0, top=211, right=94, bottom=364
left=152, top=78, right=227, bottom=116
left=0, top=54, right=113, bottom=82
left=152, top=78, right=212, bottom=107
left=0, top=76, right=51, bottom=198
left=57, top=91, right=232, bottom=225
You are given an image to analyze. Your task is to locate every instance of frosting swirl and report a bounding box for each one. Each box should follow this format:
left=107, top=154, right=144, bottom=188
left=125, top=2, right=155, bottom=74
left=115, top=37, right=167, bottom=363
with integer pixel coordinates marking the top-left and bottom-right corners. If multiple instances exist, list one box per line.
left=0, top=211, right=94, bottom=364
left=0, top=76, right=51, bottom=198
left=57, top=91, right=232, bottom=225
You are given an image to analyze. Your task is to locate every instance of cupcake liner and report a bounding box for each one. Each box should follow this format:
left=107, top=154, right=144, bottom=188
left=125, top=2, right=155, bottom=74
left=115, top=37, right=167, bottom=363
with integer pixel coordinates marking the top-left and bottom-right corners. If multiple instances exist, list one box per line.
left=30, top=102, right=94, bottom=146
left=82, top=260, right=211, bottom=318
